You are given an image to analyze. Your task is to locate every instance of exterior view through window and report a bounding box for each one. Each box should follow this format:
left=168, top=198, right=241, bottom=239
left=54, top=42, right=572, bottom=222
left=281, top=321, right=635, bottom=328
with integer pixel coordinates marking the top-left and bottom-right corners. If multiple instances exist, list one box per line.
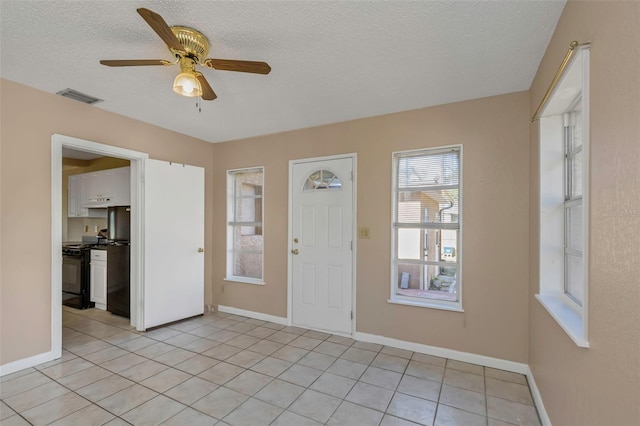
left=392, top=146, right=461, bottom=309
left=227, top=167, right=264, bottom=283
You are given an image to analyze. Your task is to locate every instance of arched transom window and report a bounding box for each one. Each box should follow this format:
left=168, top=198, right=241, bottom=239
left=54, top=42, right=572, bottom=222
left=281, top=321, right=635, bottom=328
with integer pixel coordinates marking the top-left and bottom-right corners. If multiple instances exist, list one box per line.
left=303, top=169, right=342, bottom=191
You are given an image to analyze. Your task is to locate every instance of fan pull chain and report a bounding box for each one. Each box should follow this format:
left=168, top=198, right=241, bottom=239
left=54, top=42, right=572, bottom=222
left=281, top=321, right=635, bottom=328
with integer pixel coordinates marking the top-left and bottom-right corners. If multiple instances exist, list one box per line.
left=195, top=96, right=202, bottom=113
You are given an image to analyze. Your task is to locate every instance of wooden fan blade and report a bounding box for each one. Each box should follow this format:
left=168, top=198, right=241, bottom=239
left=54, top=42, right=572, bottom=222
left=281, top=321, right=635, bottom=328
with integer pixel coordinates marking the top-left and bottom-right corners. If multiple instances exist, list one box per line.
left=204, top=58, right=271, bottom=75
left=195, top=73, right=217, bottom=100
left=137, top=8, right=184, bottom=52
left=100, top=60, right=171, bottom=67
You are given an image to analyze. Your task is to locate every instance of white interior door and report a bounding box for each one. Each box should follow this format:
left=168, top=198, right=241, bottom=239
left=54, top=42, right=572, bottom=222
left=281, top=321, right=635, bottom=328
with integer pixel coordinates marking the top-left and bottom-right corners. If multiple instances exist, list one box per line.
left=144, top=160, right=205, bottom=329
left=291, top=157, right=354, bottom=334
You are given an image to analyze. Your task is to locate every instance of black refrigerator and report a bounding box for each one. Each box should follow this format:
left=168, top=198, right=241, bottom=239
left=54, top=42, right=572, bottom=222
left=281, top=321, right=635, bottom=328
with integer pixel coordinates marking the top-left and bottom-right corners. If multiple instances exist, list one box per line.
left=106, top=206, right=131, bottom=318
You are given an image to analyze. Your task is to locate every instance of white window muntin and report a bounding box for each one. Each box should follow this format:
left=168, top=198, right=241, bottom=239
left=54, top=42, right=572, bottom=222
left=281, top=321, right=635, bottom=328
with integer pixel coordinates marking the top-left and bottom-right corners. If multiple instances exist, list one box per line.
left=390, top=145, right=463, bottom=311
left=226, top=167, right=265, bottom=285
left=537, top=46, right=589, bottom=346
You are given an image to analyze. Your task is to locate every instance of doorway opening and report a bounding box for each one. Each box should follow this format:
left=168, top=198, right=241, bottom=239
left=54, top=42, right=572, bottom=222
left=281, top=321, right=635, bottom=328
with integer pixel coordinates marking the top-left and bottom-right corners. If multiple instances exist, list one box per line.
left=52, top=134, right=149, bottom=361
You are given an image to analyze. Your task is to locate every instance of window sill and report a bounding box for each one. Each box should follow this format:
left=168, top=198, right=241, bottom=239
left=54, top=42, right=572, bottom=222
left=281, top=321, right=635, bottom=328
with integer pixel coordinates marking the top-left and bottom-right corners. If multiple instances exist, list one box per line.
left=224, top=277, right=265, bottom=286
left=536, top=293, right=589, bottom=348
left=387, top=298, right=464, bottom=313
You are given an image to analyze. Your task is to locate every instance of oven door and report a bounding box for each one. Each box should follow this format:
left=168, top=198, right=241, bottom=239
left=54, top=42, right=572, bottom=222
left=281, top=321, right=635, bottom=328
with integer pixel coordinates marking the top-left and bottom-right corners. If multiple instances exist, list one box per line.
left=62, top=254, right=83, bottom=303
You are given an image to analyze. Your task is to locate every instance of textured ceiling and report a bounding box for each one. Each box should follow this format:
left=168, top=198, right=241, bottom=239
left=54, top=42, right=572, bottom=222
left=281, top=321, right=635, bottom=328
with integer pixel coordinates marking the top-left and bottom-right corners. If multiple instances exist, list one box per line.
left=0, top=1, right=565, bottom=143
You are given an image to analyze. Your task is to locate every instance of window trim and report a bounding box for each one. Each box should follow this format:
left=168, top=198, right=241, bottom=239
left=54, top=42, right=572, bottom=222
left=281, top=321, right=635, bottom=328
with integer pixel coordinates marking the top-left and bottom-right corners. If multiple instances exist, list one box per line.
left=389, top=144, right=463, bottom=312
left=226, top=166, right=265, bottom=285
left=537, top=47, right=589, bottom=348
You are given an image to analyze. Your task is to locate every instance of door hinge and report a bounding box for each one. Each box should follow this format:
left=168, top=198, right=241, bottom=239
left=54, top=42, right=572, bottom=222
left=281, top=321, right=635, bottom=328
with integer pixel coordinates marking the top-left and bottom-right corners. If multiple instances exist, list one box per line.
left=350, top=241, right=353, bottom=251
left=351, top=311, right=353, bottom=320
left=351, top=171, right=354, bottom=181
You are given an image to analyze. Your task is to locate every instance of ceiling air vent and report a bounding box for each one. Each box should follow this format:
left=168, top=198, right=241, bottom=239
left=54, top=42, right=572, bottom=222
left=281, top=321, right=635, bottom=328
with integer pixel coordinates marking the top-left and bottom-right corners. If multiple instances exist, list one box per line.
left=56, top=88, right=103, bottom=105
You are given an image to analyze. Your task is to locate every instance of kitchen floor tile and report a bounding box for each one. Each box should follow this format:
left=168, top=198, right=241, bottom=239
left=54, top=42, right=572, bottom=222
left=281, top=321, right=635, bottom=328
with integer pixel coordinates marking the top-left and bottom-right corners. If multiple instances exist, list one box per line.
left=47, top=404, right=115, bottom=426
left=271, top=410, right=323, bottom=426
left=198, top=362, right=245, bottom=385
left=487, top=396, right=541, bottom=426
left=10, top=308, right=542, bottom=426
left=140, top=367, right=191, bottom=393
left=191, top=386, right=249, bottom=419
left=277, top=364, right=323, bottom=387
left=344, top=381, right=394, bottom=412
left=250, top=356, right=293, bottom=377
left=288, top=389, right=341, bottom=424
left=3, top=381, right=70, bottom=413
left=297, top=350, right=337, bottom=371
left=328, top=401, right=384, bottom=425
left=435, top=403, right=488, bottom=426
left=121, top=394, right=186, bottom=425
left=174, top=354, right=220, bottom=375
left=96, top=384, right=158, bottom=416
left=405, top=360, right=445, bottom=382
left=386, top=392, right=437, bottom=426
left=21, top=392, right=90, bottom=426
left=163, top=376, right=219, bottom=405
left=161, top=407, right=219, bottom=426
left=270, top=345, right=309, bottom=363
left=223, top=397, right=283, bottom=426
left=76, top=374, right=134, bottom=402
left=0, top=415, right=31, bottom=426
left=309, top=372, right=356, bottom=398
left=224, top=370, right=273, bottom=396
left=446, top=359, right=485, bottom=376
left=485, top=377, right=534, bottom=405
left=440, top=384, right=486, bottom=416
left=443, top=368, right=485, bottom=394
left=361, top=366, right=403, bottom=390
left=326, top=358, right=368, bottom=380
left=254, top=379, right=305, bottom=409
left=396, top=374, right=441, bottom=401
left=0, top=372, right=54, bottom=399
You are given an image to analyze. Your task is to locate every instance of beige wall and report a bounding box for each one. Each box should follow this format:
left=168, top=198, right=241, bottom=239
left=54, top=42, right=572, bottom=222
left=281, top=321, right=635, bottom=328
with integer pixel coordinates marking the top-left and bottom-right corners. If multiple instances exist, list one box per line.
left=212, top=91, right=531, bottom=363
left=0, top=79, right=215, bottom=365
left=528, top=1, right=640, bottom=425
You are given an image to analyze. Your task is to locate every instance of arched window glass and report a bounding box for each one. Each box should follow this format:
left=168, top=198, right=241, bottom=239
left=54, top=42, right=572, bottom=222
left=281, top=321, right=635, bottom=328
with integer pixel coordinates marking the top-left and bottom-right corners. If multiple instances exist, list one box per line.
left=303, top=169, right=342, bottom=191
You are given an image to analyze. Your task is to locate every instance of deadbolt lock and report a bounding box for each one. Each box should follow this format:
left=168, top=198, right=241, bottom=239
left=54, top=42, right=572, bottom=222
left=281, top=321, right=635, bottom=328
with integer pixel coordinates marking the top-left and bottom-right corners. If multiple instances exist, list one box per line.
left=293, top=238, right=299, bottom=243
left=198, top=247, right=205, bottom=253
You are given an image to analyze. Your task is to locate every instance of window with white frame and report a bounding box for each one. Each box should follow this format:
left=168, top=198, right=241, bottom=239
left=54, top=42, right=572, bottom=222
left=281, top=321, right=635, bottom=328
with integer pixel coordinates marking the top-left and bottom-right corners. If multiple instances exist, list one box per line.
left=537, top=47, right=589, bottom=347
left=226, top=167, right=264, bottom=284
left=391, top=146, right=462, bottom=311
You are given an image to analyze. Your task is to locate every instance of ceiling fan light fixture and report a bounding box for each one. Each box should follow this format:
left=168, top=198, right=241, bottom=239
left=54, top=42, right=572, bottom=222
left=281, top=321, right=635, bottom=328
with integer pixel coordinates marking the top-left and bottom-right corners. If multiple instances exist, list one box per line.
left=173, top=71, right=202, bottom=97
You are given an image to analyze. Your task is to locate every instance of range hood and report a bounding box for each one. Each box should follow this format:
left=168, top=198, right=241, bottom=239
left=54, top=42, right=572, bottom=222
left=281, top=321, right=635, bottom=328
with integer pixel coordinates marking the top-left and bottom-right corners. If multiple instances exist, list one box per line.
left=81, top=197, right=112, bottom=208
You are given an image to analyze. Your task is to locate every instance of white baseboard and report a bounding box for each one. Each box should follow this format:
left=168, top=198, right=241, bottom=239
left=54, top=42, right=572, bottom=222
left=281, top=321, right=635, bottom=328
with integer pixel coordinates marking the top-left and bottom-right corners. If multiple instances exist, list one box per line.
left=526, top=365, right=551, bottom=426
left=217, top=305, right=288, bottom=326
left=0, top=350, right=56, bottom=377
left=353, top=332, right=529, bottom=374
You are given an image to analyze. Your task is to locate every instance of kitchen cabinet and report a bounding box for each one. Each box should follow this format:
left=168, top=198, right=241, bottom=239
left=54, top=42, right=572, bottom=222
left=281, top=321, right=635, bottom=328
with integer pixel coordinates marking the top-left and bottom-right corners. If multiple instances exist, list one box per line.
left=90, top=249, right=107, bottom=310
left=67, top=167, right=130, bottom=217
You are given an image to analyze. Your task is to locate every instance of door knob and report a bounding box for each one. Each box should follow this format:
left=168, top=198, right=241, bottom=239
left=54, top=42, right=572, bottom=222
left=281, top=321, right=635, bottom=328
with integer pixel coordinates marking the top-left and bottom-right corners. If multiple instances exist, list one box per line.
left=291, top=249, right=299, bottom=255
left=198, top=248, right=205, bottom=253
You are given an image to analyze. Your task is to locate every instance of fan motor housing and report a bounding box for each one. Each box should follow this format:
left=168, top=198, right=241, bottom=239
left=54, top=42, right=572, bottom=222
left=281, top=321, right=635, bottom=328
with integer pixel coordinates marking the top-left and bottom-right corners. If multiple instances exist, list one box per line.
left=170, top=26, right=210, bottom=63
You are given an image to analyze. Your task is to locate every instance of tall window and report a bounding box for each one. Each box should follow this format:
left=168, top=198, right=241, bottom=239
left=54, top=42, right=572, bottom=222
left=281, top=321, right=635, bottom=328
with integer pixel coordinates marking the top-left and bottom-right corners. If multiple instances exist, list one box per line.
left=538, top=47, right=589, bottom=347
left=227, top=167, right=264, bottom=284
left=391, top=146, right=462, bottom=311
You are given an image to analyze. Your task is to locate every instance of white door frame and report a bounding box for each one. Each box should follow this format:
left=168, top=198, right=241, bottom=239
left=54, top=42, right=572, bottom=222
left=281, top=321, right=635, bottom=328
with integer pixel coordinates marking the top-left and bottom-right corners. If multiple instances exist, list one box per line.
left=287, top=153, right=357, bottom=336
left=51, top=134, right=149, bottom=361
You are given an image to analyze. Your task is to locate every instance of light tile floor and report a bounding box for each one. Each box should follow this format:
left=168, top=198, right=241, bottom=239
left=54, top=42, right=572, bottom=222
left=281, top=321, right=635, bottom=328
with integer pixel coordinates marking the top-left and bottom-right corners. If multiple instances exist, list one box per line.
left=0, top=307, right=541, bottom=425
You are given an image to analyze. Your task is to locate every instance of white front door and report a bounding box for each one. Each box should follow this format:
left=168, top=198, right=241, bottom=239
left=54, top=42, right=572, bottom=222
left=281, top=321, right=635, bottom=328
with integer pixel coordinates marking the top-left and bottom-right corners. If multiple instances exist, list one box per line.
left=144, top=159, right=205, bottom=329
left=291, top=156, right=354, bottom=334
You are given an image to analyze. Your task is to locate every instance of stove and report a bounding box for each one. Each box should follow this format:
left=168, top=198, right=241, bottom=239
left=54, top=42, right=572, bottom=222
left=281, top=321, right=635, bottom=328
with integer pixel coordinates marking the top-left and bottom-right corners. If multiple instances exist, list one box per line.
left=62, top=243, right=94, bottom=309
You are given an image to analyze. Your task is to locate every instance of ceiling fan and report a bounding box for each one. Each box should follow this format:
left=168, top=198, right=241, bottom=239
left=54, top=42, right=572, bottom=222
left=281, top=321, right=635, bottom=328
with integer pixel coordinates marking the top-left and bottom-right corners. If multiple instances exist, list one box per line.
left=100, top=8, right=271, bottom=101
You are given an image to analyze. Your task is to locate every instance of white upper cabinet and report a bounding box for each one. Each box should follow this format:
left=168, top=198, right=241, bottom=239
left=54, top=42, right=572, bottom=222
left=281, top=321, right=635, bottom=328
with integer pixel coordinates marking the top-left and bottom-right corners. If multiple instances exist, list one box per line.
left=68, top=167, right=130, bottom=217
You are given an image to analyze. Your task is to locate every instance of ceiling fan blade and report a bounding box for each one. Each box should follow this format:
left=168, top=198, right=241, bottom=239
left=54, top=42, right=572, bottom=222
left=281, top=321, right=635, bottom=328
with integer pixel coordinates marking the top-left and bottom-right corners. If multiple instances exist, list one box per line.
left=195, top=73, right=217, bottom=100
left=204, top=59, right=271, bottom=75
left=137, top=8, right=185, bottom=52
left=100, top=60, right=172, bottom=67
